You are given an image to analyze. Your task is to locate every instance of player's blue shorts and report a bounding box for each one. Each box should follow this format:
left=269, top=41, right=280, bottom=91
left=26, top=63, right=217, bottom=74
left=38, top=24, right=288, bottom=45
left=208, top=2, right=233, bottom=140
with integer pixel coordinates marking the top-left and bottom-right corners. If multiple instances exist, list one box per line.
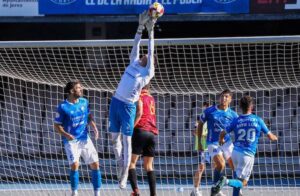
left=109, top=96, right=136, bottom=136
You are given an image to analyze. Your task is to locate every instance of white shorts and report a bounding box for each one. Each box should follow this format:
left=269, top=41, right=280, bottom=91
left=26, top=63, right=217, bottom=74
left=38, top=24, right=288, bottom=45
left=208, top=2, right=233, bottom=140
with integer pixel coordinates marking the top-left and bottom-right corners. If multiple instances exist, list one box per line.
left=198, top=151, right=211, bottom=164
left=208, top=141, right=233, bottom=160
left=64, top=138, right=99, bottom=165
left=208, top=144, right=223, bottom=159
left=220, top=141, right=234, bottom=160
left=231, top=150, right=254, bottom=181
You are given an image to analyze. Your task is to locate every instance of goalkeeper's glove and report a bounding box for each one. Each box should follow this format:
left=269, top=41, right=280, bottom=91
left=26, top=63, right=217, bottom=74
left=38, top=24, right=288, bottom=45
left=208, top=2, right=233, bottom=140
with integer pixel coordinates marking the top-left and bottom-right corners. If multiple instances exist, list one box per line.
left=137, top=10, right=149, bottom=34
left=146, top=18, right=156, bottom=33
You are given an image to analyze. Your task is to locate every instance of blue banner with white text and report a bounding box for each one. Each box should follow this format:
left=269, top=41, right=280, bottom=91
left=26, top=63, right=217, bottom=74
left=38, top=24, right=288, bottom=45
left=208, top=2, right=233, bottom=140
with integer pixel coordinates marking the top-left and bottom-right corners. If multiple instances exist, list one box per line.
left=39, top=0, right=249, bottom=15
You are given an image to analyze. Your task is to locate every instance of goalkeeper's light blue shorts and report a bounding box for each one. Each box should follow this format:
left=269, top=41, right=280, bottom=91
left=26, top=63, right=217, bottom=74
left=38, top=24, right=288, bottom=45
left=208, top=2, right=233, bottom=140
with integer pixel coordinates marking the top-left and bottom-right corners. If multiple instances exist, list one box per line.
left=109, top=96, right=136, bottom=136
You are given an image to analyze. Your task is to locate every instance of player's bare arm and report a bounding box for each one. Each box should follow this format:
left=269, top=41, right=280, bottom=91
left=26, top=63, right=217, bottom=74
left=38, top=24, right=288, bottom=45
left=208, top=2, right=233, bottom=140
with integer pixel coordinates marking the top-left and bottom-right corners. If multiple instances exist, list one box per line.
left=134, top=99, right=143, bottom=127
left=88, top=114, right=99, bottom=140
left=54, top=123, right=75, bottom=141
left=192, top=121, right=199, bottom=136
left=197, top=121, right=204, bottom=151
left=267, top=132, right=278, bottom=141
left=219, top=130, right=226, bottom=146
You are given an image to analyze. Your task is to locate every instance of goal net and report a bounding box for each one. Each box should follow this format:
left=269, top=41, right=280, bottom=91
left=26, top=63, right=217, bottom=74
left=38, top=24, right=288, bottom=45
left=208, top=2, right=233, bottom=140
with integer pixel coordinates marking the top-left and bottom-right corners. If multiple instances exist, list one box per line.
left=0, top=36, right=299, bottom=195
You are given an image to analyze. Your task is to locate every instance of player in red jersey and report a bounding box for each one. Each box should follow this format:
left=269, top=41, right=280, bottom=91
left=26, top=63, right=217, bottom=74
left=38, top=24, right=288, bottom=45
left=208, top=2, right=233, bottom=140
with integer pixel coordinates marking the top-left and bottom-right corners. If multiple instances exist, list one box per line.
left=128, top=83, right=158, bottom=196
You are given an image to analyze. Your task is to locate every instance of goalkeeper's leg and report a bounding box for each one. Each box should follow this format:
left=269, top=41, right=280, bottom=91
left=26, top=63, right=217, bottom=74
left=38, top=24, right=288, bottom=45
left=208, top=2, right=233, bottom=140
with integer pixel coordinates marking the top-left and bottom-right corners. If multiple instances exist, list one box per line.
left=119, top=103, right=135, bottom=189
left=119, top=135, right=132, bottom=189
left=111, top=132, right=123, bottom=179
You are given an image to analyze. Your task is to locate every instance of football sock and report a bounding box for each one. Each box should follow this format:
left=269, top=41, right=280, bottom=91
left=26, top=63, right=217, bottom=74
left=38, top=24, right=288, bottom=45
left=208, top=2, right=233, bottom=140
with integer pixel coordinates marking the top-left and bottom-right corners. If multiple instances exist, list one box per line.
left=70, top=170, right=79, bottom=191
left=147, top=171, right=156, bottom=196
left=129, top=168, right=138, bottom=192
left=213, top=169, right=221, bottom=183
left=91, top=169, right=102, bottom=191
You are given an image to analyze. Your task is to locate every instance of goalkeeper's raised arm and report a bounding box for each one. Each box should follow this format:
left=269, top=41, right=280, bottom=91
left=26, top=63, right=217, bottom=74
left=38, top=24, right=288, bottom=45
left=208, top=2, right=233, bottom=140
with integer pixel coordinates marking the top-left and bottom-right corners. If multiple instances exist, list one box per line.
left=144, top=17, right=156, bottom=82
left=114, top=12, right=156, bottom=104
left=129, top=11, right=148, bottom=64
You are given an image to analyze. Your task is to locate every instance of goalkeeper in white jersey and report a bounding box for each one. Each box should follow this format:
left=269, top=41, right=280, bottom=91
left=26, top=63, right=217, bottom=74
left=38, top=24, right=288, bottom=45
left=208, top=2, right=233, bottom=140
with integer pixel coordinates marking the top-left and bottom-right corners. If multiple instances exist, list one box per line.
left=108, top=11, right=157, bottom=189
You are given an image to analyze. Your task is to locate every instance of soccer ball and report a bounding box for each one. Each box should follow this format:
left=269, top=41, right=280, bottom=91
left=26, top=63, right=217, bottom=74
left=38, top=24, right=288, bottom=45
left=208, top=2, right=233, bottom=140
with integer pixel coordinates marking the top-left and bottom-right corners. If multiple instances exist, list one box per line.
left=148, top=2, right=164, bottom=19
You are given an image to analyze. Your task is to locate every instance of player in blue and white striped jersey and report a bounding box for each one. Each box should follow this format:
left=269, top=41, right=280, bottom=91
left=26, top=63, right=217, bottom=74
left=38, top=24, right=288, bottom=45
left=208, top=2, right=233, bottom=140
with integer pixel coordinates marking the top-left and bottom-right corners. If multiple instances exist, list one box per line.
left=108, top=11, right=157, bottom=189
left=54, top=80, right=101, bottom=196
left=212, top=95, right=278, bottom=196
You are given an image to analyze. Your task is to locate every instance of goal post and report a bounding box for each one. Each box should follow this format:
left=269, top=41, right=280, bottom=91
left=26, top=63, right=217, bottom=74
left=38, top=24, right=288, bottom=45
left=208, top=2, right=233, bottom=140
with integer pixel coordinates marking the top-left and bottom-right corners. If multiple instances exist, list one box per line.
left=1, top=36, right=300, bottom=94
left=0, top=36, right=299, bottom=195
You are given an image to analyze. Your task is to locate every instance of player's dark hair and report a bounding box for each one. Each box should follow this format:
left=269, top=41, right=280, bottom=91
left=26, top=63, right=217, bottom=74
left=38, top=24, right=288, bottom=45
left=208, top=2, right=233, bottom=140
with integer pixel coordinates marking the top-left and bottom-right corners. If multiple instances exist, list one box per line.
left=239, top=95, right=254, bottom=113
left=142, top=54, right=158, bottom=65
left=64, top=80, right=81, bottom=96
left=142, top=83, right=151, bottom=90
left=154, top=54, right=158, bottom=66
left=220, top=89, right=233, bottom=97
left=203, top=101, right=210, bottom=107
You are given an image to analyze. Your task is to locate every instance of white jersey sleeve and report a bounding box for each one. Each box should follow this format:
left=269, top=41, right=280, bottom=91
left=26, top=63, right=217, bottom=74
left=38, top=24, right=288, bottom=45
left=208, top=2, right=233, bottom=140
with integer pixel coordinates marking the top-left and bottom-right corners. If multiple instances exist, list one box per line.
left=115, top=61, right=153, bottom=103
left=144, top=31, right=155, bottom=84
left=115, top=32, right=155, bottom=104
left=129, top=33, right=142, bottom=65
